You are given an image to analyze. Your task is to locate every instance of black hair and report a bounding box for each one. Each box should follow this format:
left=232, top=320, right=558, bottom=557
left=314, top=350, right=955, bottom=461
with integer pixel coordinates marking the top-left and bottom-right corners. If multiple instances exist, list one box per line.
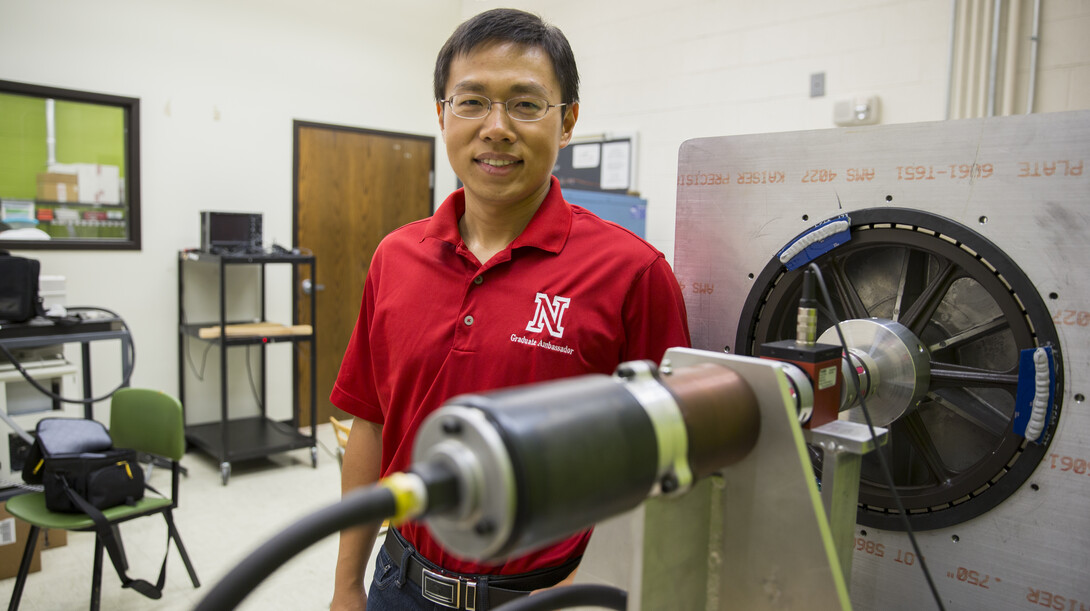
left=434, top=8, right=580, bottom=106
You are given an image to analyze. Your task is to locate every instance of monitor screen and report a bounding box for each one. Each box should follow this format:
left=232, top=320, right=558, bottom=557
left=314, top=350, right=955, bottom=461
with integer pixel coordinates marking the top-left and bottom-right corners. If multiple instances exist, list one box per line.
left=209, top=213, right=251, bottom=244
left=202, top=211, right=262, bottom=252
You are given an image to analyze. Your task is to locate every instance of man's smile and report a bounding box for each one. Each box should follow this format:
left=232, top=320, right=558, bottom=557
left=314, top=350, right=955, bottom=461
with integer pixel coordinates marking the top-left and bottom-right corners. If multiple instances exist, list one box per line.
left=479, top=158, right=519, bottom=167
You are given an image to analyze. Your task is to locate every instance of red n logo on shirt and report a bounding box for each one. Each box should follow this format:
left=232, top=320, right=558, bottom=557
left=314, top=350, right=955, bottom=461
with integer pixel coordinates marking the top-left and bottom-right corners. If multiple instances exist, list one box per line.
left=525, top=293, right=571, bottom=338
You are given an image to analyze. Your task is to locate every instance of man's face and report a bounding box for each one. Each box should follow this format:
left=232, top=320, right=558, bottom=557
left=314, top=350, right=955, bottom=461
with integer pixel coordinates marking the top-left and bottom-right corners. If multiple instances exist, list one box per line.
left=438, top=41, right=578, bottom=212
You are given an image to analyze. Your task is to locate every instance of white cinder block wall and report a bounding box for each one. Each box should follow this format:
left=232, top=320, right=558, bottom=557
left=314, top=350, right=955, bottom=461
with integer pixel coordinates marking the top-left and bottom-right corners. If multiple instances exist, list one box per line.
left=1, top=0, right=1087, bottom=417
left=472, top=0, right=1090, bottom=263
left=1033, top=0, right=1090, bottom=112
left=470, top=0, right=956, bottom=260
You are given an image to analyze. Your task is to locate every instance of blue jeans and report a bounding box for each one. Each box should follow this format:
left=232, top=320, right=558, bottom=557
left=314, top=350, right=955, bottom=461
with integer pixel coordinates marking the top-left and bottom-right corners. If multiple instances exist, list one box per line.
left=367, top=545, right=448, bottom=611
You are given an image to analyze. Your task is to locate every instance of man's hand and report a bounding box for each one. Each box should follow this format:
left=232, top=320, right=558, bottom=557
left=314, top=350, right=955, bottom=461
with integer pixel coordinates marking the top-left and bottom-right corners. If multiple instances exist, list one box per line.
left=330, top=582, right=367, bottom=611
left=332, top=419, right=383, bottom=611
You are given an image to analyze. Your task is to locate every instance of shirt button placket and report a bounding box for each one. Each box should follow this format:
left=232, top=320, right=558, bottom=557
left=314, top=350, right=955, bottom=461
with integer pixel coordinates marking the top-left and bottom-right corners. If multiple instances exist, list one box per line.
left=465, top=276, right=481, bottom=327
left=461, top=274, right=481, bottom=336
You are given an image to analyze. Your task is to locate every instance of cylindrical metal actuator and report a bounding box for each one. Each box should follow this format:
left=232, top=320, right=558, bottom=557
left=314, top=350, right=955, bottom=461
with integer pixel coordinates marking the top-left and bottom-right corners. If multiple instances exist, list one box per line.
left=413, top=360, right=761, bottom=562
left=416, top=374, right=658, bottom=561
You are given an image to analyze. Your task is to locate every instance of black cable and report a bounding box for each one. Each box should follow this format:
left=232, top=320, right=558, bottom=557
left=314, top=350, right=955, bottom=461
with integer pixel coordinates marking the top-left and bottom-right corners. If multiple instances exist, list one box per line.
left=0, top=306, right=135, bottom=405
left=807, top=263, right=946, bottom=611
left=493, top=584, right=627, bottom=611
left=244, top=344, right=263, bottom=410
left=181, top=308, right=215, bottom=381
left=410, top=459, right=460, bottom=514
left=194, top=485, right=397, bottom=611
left=195, top=460, right=460, bottom=610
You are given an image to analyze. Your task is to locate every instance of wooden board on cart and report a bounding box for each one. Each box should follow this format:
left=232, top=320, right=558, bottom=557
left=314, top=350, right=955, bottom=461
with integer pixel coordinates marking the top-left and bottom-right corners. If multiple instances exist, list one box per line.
left=197, top=322, right=313, bottom=339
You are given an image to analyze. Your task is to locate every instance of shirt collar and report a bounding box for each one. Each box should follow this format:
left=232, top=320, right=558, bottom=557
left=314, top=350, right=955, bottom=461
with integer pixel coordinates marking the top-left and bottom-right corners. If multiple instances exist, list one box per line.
left=423, top=175, right=571, bottom=255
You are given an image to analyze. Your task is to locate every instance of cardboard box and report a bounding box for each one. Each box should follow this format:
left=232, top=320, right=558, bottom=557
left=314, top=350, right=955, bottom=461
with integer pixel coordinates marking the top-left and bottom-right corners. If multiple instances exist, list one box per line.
left=41, top=528, right=66, bottom=550
left=47, top=163, right=120, bottom=205
left=36, top=173, right=79, bottom=203
left=0, top=501, right=42, bottom=580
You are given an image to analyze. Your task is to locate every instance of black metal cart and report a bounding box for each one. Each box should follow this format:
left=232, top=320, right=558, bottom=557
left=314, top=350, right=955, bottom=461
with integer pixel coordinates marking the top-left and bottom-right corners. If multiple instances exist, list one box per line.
left=176, top=250, right=317, bottom=485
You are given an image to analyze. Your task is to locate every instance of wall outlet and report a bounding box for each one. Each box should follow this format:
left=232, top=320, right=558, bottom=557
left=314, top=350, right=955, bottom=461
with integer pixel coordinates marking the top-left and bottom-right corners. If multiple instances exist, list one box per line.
left=810, top=72, right=825, bottom=98
left=834, top=96, right=882, bottom=126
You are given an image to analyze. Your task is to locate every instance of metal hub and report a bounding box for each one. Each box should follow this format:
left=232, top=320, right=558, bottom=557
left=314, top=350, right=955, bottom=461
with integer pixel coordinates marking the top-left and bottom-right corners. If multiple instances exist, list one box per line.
left=737, top=208, right=1063, bottom=530
left=817, top=318, right=930, bottom=427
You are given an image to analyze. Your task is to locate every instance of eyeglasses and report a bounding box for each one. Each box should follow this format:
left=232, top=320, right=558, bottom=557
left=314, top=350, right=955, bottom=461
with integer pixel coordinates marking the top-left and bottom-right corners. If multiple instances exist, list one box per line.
left=440, top=93, right=566, bottom=122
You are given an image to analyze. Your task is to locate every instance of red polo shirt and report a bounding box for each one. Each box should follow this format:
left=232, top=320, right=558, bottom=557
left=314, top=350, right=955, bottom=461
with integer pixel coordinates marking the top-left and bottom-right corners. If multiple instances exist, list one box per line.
left=331, top=176, right=690, bottom=575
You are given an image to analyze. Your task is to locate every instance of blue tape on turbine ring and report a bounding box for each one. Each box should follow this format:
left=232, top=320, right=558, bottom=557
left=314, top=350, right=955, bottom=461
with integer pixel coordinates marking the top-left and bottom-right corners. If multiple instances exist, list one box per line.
left=777, top=215, right=852, bottom=271
left=1012, top=346, right=1055, bottom=444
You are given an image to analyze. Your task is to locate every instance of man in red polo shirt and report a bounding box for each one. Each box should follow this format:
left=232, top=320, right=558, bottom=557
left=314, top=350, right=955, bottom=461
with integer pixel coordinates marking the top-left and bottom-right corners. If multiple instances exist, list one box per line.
left=330, top=8, right=690, bottom=610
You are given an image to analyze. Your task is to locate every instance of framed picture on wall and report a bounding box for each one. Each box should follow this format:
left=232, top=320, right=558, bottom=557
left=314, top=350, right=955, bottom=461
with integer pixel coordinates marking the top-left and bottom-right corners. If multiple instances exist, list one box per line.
left=0, top=79, right=140, bottom=250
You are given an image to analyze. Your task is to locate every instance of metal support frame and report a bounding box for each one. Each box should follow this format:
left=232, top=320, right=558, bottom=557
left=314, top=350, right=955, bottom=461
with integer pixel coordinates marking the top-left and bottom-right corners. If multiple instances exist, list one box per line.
left=804, top=420, right=888, bottom=585
left=631, top=348, right=854, bottom=610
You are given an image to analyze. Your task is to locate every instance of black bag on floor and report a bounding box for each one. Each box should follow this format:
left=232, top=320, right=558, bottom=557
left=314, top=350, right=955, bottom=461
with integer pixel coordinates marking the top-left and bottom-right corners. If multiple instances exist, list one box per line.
left=22, top=418, right=167, bottom=600
left=0, top=250, right=45, bottom=323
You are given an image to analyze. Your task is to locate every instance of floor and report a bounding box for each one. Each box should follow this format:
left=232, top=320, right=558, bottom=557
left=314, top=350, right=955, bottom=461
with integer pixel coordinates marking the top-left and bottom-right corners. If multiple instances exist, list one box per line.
left=0, top=421, right=361, bottom=611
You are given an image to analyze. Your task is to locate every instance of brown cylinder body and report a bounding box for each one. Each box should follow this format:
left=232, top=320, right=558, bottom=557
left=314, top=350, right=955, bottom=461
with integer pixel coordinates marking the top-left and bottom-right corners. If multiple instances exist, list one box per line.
left=659, top=363, right=761, bottom=480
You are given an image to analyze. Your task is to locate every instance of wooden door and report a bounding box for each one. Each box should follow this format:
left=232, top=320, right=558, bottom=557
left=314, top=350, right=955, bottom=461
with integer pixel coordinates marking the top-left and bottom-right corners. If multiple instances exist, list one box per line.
left=294, top=121, right=434, bottom=429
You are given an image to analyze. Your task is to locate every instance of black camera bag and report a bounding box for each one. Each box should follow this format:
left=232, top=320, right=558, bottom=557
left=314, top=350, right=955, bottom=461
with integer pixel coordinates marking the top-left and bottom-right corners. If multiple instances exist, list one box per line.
left=41, top=449, right=145, bottom=512
left=22, top=418, right=167, bottom=600
left=0, top=249, right=45, bottom=323
left=23, top=418, right=145, bottom=512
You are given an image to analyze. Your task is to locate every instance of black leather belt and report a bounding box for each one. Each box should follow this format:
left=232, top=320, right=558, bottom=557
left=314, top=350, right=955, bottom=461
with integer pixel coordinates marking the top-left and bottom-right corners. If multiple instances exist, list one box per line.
left=383, top=528, right=579, bottom=610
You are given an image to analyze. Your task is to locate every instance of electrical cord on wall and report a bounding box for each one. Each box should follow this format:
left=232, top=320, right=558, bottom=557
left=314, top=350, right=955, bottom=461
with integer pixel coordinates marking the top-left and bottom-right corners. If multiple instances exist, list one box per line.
left=243, top=344, right=293, bottom=437
left=244, top=344, right=263, bottom=411
left=807, top=263, right=946, bottom=611
left=180, top=312, right=268, bottom=409
left=181, top=309, right=216, bottom=382
left=182, top=312, right=310, bottom=444
left=0, top=306, right=135, bottom=405
left=244, top=344, right=323, bottom=448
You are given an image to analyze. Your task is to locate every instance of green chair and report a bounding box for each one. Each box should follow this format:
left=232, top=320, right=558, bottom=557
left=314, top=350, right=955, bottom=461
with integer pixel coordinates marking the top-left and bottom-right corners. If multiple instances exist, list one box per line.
left=5, top=388, right=200, bottom=610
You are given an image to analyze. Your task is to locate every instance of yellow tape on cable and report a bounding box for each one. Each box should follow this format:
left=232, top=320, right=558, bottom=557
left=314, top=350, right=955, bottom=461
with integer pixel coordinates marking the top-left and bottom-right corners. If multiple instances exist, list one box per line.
left=377, top=472, right=428, bottom=525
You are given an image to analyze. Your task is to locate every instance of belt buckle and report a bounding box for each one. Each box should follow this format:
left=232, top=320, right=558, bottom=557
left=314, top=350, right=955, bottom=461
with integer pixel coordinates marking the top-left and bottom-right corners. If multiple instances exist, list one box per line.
left=421, top=567, right=464, bottom=609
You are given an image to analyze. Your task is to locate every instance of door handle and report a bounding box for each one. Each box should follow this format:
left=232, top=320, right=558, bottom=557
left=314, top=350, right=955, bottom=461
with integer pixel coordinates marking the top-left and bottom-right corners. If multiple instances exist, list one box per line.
left=302, top=279, right=325, bottom=294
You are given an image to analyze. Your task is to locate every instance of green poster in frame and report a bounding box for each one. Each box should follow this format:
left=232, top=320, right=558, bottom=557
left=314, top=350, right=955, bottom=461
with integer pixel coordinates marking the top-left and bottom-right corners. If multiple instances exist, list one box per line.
left=0, top=80, right=140, bottom=250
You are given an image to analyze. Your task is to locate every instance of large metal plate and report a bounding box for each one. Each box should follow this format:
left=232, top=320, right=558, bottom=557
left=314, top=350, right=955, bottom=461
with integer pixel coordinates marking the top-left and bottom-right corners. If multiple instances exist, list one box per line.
left=674, top=111, right=1089, bottom=610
